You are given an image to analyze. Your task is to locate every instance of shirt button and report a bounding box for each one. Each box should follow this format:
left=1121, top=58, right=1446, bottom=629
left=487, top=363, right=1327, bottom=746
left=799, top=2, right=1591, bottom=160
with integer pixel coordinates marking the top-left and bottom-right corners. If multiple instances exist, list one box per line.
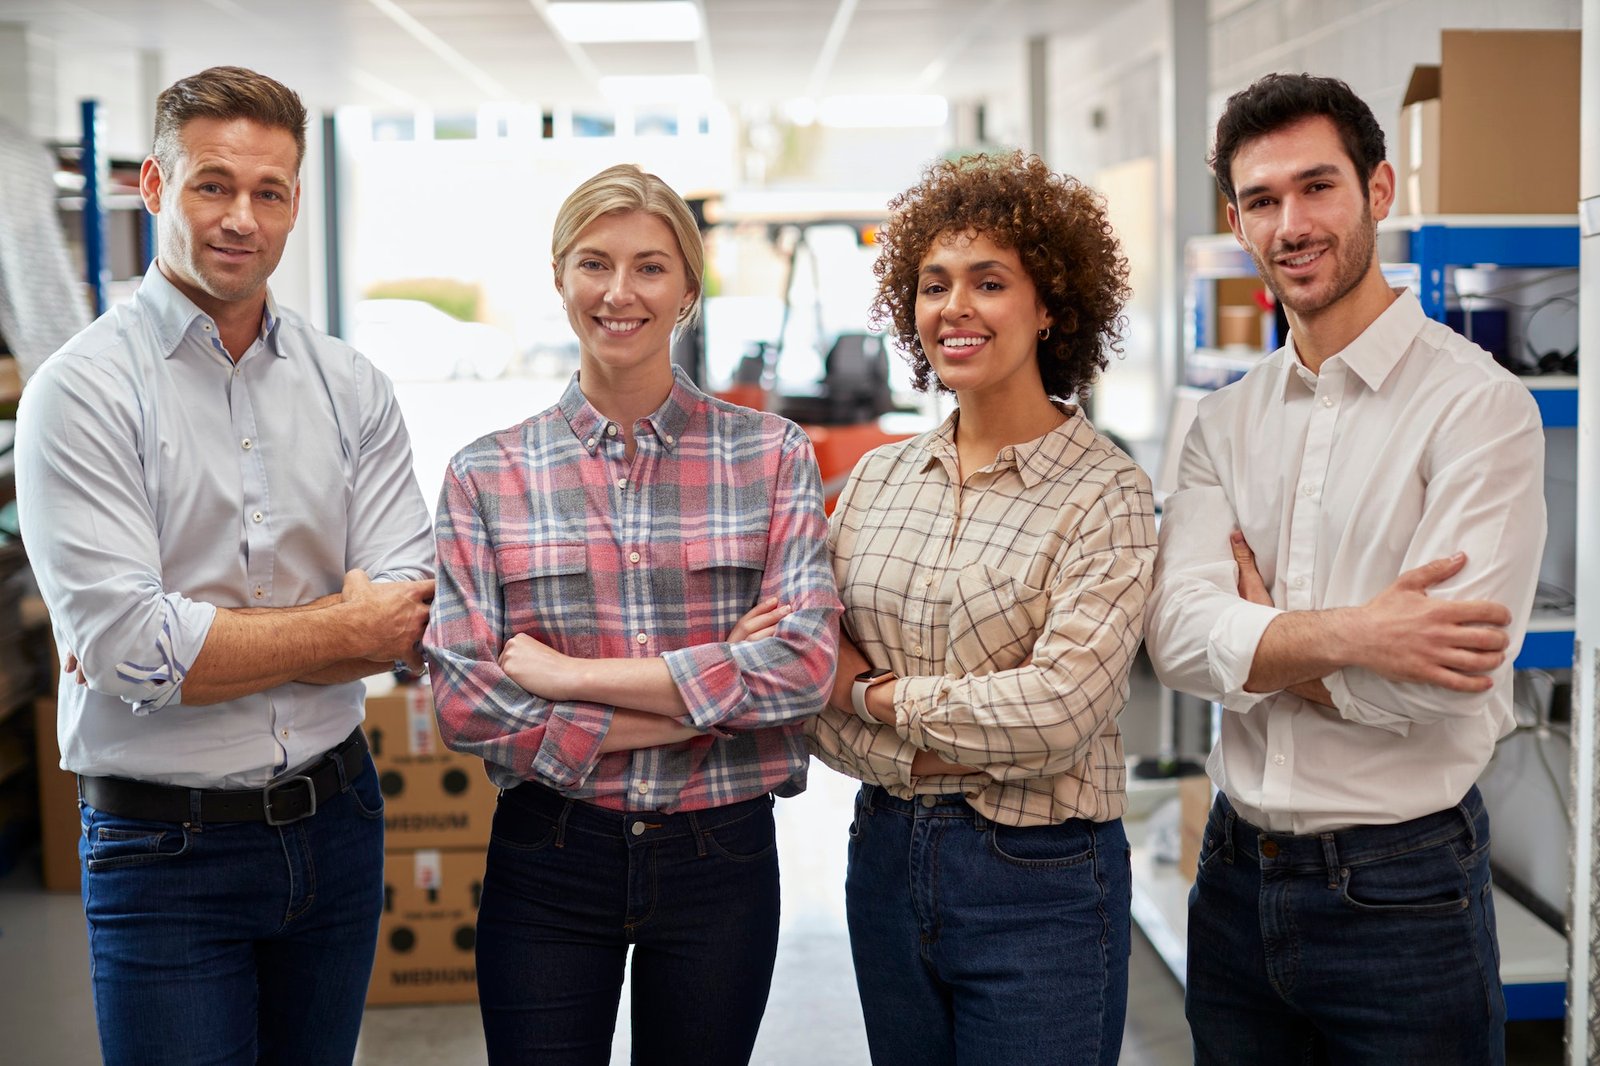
left=631, top=821, right=646, bottom=836
left=203, top=323, right=213, bottom=332
left=636, top=781, right=648, bottom=794
left=281, top=729, right=289, bottom=738
left=1273, top=753, right=1286, bottom=766
left=586, top=437, right=595, bottom=448
left=1321, top=396, right=1333, bottom=408
left=921, top=795, right=937, bottom=808
left=616, top=477, right=627, bottom=489
left=629, top=551, right=641, bottom=563
left=607, top=425, right=618, bottom=436
left=252, top=511, right=264, bottom=523
left=664, top=434, right=674, bottom=444
left=1302, top=483, right=1315, bottom=496
left=636, top=632, right=648, bottom=645
left=254, top=586, right=264, bottom=599
left=914, top=645, right=923, bottom=655
left=242, top=438, right=253, bottom=450
left=1292, top=576, right=1306, bottom=589
left=921, top=575, right=933, bottom=587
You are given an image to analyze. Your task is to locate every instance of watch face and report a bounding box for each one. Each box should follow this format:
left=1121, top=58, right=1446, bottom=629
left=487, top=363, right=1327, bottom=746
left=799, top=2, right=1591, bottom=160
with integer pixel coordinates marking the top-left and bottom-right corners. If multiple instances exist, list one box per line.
left=856, top=667, right=892, bottom=683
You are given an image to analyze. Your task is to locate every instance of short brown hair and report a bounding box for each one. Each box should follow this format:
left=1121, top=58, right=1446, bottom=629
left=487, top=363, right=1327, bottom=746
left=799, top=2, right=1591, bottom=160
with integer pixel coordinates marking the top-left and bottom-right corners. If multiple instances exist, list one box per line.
left=551, top=163, right=705, bottom=328
left=152, top=66, right=308, bottom=173
left=872, top=151, right=1130, bottom=400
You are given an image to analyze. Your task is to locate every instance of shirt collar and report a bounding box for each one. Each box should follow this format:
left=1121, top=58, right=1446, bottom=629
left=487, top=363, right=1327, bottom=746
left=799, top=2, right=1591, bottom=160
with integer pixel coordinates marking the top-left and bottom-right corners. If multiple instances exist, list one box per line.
left=917, top=400, right=1095, bottom=488
left=139, top=261, right=284, bottom=359
left=560, top=363, right=702, bottom=455
left=1280, top=287, right=1422, bottom=395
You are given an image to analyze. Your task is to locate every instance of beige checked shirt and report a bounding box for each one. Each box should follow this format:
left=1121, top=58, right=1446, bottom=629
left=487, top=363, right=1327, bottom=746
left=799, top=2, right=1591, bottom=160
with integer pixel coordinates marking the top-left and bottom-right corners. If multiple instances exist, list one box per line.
left=807, top=405, right=1156, bottom=826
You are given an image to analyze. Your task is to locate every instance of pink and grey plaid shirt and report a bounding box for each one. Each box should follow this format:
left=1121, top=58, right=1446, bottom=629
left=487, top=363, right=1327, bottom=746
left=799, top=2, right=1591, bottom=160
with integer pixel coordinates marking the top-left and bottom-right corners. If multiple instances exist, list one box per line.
left=426, top=367, right=841, bottom=812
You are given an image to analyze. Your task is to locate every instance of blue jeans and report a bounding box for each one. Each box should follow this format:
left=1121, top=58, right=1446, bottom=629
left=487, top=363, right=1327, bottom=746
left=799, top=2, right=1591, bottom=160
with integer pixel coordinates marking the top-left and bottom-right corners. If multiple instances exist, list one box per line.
left=1186, top=788, right=1505, bottom=1065
left=79, top=752, right=385, bottom=1066
left=475, top=782, right=782, bottom=1066
left=844, top=785, right=1131, bottom=1066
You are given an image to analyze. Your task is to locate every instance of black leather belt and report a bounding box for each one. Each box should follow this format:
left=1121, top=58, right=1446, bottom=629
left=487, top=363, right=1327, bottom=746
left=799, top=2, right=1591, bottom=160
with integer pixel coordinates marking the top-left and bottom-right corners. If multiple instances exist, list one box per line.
left=78, top=728, right=369, bottom=826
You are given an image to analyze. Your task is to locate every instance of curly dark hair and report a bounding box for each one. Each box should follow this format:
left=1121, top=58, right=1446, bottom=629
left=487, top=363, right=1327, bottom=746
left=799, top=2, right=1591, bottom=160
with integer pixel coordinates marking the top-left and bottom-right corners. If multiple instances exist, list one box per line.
left=871, top=151, right=1129, bottom=401
left=1210, top=73, right=1386, bottom=207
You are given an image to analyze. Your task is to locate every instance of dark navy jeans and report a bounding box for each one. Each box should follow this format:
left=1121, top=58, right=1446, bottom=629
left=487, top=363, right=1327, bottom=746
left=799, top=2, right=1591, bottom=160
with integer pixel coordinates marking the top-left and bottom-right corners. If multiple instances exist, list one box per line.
left=475, top=782, right=782, bottom=1066
left=1186, top=788, right=1505, bottom=1065
left=844, top=784, right=1132, bottom=1066
left=78, top=752, right=385, bottom=1066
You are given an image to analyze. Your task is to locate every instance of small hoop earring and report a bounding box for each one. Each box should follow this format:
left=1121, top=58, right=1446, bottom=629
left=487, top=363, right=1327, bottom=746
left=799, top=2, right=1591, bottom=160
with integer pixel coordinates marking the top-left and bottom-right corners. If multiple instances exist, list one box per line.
left=1037, top=326, right=1051, bottom=340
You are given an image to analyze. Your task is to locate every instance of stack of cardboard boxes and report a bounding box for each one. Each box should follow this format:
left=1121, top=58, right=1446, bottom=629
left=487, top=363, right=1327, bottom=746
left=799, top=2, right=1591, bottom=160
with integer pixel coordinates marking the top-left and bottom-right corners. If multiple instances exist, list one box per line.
left=362, top=675, right=498, bottom=1007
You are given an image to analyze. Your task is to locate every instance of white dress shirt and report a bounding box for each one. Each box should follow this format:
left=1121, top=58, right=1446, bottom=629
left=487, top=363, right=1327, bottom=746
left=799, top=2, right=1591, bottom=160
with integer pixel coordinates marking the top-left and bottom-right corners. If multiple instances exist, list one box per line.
left=1145, top=289, right=1546, bottom=833
left=16, top=264, right=433, bottom=788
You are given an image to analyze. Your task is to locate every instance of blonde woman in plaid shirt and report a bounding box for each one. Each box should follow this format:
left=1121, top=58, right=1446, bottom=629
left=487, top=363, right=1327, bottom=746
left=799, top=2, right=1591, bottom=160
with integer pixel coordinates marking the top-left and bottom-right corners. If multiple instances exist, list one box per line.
left=808, top=151, right=1157, bottom=1066
left=425, top=164, right=841, bottom=1065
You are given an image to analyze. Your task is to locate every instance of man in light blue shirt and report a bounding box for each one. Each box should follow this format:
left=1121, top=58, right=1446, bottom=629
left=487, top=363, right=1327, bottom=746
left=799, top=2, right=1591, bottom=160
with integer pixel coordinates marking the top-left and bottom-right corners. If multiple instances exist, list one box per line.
left=15, top=66, right=433, bottom=1065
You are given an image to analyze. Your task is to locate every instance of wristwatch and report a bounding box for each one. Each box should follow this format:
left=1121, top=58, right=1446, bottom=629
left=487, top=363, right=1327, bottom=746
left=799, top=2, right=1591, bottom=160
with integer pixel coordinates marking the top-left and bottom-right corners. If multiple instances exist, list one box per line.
left=851, top=667, right=895, bottom=724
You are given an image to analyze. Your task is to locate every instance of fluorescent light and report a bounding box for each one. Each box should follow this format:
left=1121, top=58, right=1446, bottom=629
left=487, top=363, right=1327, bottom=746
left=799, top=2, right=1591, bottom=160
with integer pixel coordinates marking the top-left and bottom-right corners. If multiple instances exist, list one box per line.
left=546, top=1, right=701, bottom=43
left=599, top=74, right=711, bottom=104
left=818, top=95, right=949, bottom=129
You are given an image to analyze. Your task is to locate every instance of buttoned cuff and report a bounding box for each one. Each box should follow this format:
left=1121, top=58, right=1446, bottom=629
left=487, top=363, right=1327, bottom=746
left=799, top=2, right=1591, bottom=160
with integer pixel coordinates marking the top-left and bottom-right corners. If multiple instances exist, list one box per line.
left=1323, top=671, right=1412, bottom=737
left=1205, top=600, right=1283, bottom=714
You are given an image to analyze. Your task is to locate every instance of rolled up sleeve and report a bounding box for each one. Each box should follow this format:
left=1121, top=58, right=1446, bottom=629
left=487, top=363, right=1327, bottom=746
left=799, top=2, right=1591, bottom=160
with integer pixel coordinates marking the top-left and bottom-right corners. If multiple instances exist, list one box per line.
left=424, top=459, right=611, bottom=790
left=16, top=355, right=217, bottom=712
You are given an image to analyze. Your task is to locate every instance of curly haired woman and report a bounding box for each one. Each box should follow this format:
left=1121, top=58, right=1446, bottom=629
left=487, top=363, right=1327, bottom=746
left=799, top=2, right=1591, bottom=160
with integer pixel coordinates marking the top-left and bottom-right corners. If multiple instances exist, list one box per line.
left=808, top=151, right=1157, bottom=1066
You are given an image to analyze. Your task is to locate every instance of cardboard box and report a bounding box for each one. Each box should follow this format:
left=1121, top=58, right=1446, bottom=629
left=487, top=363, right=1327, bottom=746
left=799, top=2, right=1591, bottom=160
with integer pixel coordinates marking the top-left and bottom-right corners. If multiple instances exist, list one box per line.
left=1177, top=774, right=1211, bottom=882
left=1397, top=30, right=1580, bottom=215
left=368, top=847, right=485, bottom=1006
left=364, top=682, right=499, bottom=849
left=33, top=694, right=81, bottom=892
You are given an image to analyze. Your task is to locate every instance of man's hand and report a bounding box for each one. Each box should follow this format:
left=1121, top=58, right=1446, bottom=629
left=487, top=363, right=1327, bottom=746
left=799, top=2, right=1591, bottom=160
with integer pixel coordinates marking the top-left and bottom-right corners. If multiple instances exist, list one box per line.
left=728, top=597, right=791, bottom=643
left=342, top=570, right=433, bottom=672
left=1341, top=553, right=1511, bottom=692
left=499, top=632, right=577, bottom=700
left=1231, top=531, right=1272, bottom=606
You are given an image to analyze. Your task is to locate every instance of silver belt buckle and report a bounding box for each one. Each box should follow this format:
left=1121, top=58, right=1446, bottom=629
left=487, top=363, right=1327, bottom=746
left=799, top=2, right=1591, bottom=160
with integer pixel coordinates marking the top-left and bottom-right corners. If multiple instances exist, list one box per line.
left=262, top=774, right=317, bottom=825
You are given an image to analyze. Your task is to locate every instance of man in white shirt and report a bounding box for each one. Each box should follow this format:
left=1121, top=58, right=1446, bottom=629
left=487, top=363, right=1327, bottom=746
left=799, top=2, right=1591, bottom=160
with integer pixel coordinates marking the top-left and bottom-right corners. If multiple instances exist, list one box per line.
left=1145, top=73, right=1544, bottom=1064
left=16, top=67, right=433, bottom=1065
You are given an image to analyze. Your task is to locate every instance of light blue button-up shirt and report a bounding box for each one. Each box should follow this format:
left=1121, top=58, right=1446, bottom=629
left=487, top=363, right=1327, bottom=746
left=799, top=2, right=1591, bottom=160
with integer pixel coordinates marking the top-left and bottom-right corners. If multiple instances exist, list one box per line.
left=16, top=264, right=433, bottom=788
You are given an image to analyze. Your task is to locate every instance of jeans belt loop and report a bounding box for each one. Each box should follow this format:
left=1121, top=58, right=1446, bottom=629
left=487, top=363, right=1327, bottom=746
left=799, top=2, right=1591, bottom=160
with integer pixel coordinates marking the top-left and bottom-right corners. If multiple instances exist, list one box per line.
left=554, top=799, right=573, bottom=848
left=861, top=784, right=878, bottom=816
left=1221, top=805, right=1236, bottom=864
left=1458, top=795, right=1479, bottom=850
left=687, top=810, right=708, bottom=858
left=188, top=787, right=204, bottom=826
left=969, top=806, right=988, bottom=831
left=1320, top=832, right=1341, bottom=889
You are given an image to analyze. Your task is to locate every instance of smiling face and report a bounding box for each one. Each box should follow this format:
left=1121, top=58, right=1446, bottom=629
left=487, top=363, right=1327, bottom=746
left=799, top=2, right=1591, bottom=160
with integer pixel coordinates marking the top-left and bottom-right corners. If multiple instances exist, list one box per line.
left=139, top=116, right=300, bottom=318
left=555, top=209, right=695, bottom=382
left=1226, top=114, right=1392, bottom=318
left=914, top=228, right=1053, bottom=406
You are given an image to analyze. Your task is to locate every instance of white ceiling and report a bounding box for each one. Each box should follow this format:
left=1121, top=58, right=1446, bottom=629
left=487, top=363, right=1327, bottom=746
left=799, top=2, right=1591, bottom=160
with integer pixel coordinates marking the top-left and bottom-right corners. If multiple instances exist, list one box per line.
left=1, top=0, right=1121, bottom=111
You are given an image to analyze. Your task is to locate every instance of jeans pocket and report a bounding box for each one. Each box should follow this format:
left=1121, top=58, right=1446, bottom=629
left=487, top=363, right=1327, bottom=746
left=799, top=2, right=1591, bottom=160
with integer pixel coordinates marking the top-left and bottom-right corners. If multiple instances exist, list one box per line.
left=85, top=817, right=192, bottom=873
left=1339, top=842, right=1472, bottom=916
left=488, top=794, right=559, bottom=852
left=987, top=820, right=1094, bottom=869
left=349, top=762, right=385, bottom=820
left=703, top=806, right=777, bottom=863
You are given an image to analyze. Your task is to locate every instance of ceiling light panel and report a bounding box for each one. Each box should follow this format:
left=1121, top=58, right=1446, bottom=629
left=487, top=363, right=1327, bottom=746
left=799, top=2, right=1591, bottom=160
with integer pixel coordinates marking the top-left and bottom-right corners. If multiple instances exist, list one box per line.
left=546, top=1, right=702, bottom=43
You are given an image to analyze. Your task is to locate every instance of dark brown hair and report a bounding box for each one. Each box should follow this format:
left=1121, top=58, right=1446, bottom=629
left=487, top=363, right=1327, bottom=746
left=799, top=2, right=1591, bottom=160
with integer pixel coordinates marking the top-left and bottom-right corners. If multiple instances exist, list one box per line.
left=871, top=151, right=1129, bottom=400
left=1210, top=73, right=1386, bottom=206
left=152, top=66, right=308, bottom=173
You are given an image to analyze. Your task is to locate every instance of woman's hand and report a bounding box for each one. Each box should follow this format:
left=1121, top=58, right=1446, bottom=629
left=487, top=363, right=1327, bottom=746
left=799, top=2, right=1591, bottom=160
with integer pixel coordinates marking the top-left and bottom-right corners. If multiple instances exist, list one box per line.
left=499, top=632, right=579, bottom=701
left=728, top=596, right=791, bottom=642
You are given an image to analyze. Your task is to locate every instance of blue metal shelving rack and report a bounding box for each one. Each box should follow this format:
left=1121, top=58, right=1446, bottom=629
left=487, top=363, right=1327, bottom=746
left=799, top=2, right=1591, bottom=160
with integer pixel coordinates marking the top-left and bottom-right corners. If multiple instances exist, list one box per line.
left=75, top=98, right=156, bottom=315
